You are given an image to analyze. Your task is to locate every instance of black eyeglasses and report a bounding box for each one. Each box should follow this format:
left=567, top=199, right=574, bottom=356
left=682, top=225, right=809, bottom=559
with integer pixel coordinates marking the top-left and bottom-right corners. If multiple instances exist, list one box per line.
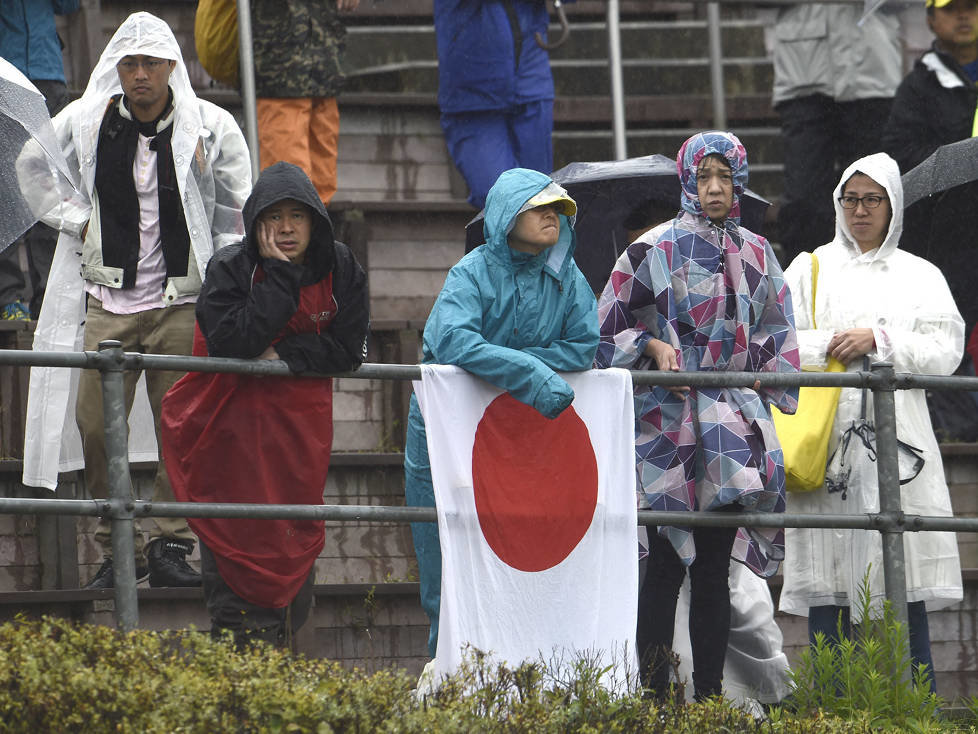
left=838, top=195, right=887, bottom=210
left=117, top=58, right=167, bottom=72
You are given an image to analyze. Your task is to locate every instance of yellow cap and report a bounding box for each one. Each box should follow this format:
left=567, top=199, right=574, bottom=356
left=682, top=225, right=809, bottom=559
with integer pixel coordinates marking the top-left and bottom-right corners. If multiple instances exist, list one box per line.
left=523, top=182, right=577, bottom=217
left=926, top=0, right=955, bottom=9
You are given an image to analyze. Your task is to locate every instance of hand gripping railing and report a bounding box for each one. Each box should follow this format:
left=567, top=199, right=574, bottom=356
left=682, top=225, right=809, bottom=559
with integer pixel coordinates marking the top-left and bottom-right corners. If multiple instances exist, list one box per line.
left=3, top=340, right=978, bottom=685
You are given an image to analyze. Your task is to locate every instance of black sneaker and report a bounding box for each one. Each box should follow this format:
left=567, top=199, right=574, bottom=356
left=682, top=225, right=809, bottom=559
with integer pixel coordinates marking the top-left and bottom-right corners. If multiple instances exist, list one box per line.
left=147, top=538, right=202, bottom=588
left=83, top=558, right=150, bottom=590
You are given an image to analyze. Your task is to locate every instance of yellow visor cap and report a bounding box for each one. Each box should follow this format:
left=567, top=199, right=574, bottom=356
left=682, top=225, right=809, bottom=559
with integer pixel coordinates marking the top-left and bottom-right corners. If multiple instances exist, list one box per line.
left=522, top=182, right=577, bottom=217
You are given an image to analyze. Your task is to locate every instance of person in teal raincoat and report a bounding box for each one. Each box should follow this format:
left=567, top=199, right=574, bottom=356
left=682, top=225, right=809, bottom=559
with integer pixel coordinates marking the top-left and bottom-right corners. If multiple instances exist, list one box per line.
left=405, top=167, right=599, bottom=658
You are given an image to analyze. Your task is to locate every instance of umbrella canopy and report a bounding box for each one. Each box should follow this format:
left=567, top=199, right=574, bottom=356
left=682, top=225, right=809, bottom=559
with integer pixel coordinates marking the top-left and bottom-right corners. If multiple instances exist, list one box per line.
left=901, top=137, right=978, bottom=208
left=0, top=57, right=78, bottom=250
left=464, top=154, right=770, bottom=293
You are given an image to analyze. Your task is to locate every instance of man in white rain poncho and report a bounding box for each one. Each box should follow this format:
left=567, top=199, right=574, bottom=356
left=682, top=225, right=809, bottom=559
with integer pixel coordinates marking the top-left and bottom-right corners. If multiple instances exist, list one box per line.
left=779, top=152, right=963, bottom=693
left=22, top=12, right=252, bottom=589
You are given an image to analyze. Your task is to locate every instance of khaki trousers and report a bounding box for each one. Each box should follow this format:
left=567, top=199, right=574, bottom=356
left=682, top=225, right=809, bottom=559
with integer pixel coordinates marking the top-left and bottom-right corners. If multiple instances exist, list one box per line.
left=76, top=297, right=197, bottom=558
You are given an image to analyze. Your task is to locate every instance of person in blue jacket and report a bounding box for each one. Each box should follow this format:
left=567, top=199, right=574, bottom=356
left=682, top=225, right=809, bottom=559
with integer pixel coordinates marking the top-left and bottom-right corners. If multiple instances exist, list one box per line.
left=405, top=167, right=599, bottom=658
left=434, top=0, right=570, bottom=209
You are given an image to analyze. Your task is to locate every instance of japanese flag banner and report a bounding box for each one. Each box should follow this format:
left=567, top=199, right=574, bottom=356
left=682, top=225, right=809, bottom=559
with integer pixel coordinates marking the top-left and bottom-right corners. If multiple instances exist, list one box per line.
left=415, top=365, right=638, bottom=689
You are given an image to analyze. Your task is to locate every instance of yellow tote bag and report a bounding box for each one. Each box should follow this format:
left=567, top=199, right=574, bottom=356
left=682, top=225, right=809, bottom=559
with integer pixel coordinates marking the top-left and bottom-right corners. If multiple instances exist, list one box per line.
left=195, top=0, right=240, bottom=88
left=772, top=253, right=845, bottom=492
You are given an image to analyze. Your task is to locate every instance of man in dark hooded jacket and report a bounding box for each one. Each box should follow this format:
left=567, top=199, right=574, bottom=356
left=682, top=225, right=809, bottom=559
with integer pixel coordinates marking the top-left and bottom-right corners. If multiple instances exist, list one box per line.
left=161, top=161, right=369, bottom=646
left=882, top=0, right=978, bottom=440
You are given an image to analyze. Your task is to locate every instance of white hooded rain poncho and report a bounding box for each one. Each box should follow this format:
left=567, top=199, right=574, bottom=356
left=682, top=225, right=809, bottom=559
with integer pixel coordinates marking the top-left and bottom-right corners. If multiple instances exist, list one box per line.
left=22, top=11, right=252, bottom=490
left=779, top=152, right=963, bottom=621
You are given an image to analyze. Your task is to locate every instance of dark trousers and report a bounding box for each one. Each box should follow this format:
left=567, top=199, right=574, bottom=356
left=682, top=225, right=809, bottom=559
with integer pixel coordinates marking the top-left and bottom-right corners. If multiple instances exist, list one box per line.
left=200, top=543, right=314, bottom=650
left=808, top=601, right=937, bottom=694
left=776, top=94, right=893, bottom=265
left=636, top=509, right=740, bottom=699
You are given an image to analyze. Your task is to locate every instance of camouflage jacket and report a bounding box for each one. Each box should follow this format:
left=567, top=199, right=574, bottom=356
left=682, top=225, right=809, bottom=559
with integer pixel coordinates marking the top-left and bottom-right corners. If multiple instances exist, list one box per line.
left=251, top=0, right=346, bottom=98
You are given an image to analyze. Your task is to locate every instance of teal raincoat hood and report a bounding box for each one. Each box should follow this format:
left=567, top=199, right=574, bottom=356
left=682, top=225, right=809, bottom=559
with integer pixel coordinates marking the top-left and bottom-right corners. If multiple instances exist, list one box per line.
left=481, top=168, right=577, bottom=279
left=417, top=167, right=598, bottom=418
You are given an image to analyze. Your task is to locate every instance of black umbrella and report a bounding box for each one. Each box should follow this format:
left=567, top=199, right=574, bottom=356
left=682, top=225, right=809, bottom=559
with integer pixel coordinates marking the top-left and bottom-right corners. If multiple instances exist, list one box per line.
left=464, top=154, right=770, bottom=293
left=0, top=58, right=78, bottom=250
left=901, top=137, right=978, bottom=208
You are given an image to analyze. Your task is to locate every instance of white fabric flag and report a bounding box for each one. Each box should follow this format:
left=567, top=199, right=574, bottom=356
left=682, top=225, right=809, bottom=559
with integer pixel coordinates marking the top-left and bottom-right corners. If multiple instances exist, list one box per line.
left=415, top=365, right=638, bottom=689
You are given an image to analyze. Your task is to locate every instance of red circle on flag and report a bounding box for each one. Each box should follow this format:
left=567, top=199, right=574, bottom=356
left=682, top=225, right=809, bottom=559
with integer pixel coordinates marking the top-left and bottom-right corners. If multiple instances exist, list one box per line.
left=471, top=393, right=599, bottom=572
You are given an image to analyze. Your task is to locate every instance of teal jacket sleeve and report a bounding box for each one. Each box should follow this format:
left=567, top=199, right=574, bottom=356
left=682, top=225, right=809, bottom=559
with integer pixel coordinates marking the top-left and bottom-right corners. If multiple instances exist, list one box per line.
left=424, top=266, right=595, bottom=419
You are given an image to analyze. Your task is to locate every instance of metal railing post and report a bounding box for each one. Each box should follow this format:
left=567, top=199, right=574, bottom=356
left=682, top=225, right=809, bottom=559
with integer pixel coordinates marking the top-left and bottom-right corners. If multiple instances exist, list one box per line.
left=871, top=361, right=911, bottom=679
left=606, top=0, right=628, bottom=160
left=98, top=340, right=139, bottom=632
left=236, top=0, right=260, bottom=181
left=706, top=2, right=727, bottom=129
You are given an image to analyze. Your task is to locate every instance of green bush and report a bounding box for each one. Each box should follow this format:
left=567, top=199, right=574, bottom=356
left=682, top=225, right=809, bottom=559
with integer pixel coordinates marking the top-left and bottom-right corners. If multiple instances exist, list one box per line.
left=784, top=572, right=944, bottom=730
left=0, top=615, right=971, bottom=733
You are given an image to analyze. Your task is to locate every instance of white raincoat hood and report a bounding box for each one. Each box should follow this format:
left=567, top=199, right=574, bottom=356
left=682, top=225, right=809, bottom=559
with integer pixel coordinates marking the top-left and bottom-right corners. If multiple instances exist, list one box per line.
left=831, top=152, right=903, bottom=262
left=780, top=156, right=964, bottom=623
left=79, top=12, right=194, bottom=115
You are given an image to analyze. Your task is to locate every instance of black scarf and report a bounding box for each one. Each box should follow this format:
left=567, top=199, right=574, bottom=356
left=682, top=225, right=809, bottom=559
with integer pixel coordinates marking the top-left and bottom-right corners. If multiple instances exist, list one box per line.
left=93, top=93, right=191, bottom=290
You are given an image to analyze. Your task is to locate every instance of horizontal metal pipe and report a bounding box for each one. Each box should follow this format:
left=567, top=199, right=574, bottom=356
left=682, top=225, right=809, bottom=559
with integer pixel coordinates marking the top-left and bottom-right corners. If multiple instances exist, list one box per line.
left=896, top=373, right=978, bottom=392
left=2, top=498, right=977, bottom=534
left=639, top=511, right=978, bottom=533
left=0, top=498, right=106, bottom=516
left=0, top=349, right=92, bottom=369
left=2, top=350, right=975, bottom=392
left=137, top=501, right=435, bottom=523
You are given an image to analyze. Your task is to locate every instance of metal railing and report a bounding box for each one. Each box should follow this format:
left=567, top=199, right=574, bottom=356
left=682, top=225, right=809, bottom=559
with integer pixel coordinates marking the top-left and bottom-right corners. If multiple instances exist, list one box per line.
left=2, top=341, right=978, bottom=679
left=227, top=0, right=740, bottom=171
left=230, top=0, right=915, bottom=170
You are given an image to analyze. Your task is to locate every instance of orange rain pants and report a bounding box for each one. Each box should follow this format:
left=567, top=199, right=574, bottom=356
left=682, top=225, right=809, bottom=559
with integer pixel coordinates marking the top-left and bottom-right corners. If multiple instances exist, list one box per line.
left=256, top=97, right=339, bottom=205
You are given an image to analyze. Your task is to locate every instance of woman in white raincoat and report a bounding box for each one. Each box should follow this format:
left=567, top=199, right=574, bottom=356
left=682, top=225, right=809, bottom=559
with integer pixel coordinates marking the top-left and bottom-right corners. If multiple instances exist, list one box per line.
left=21, top=12, right=251, bottom=493
left=779, top=152, right=963, bottom=693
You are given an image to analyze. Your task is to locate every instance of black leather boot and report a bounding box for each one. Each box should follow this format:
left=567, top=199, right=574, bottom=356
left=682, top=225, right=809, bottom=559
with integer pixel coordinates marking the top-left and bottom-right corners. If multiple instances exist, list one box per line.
left=83, top=558, right=149, bottom=589
left=147, top=539, right=202, bottom=587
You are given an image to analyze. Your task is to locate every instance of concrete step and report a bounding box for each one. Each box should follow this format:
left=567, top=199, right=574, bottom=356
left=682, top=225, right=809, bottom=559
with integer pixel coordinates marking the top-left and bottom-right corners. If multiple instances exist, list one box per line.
left=345, top=60, right=773, bottom=99
left=324, top=95, right=784, bottom=205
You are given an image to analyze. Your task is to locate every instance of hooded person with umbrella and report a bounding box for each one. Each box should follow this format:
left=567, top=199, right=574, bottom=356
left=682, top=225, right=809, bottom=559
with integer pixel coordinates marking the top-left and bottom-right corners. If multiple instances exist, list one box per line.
left=595, top=130, right=800, bottom=701
left=0, top=0, right=79, bottom=321
left=1, top=56, right=76, bottom=251
left=778, top=152, right=963, bottom=693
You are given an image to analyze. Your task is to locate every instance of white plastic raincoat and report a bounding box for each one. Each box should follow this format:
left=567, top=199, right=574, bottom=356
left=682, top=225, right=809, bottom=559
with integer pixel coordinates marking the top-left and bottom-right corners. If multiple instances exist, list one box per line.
left=779, top=153, right=963, bottom=620
left=22, top=12, right=252, bottom=490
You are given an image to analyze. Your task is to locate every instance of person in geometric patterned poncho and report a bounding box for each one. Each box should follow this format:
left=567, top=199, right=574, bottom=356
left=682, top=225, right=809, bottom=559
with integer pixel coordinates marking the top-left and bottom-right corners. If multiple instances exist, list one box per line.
left=595, top=130, right=800, bottom=701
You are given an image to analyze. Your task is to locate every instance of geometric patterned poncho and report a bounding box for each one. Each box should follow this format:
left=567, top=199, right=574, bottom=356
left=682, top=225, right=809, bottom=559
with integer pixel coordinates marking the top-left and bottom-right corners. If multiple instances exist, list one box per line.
left=595, top=131, right=800, bottom=577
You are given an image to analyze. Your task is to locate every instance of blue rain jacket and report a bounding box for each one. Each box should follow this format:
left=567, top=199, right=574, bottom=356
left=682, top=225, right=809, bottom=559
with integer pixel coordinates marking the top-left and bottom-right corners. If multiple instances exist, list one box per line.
left=434, top=0, right=565, bottom=114
left=0, top=0, right=79, bottom=82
